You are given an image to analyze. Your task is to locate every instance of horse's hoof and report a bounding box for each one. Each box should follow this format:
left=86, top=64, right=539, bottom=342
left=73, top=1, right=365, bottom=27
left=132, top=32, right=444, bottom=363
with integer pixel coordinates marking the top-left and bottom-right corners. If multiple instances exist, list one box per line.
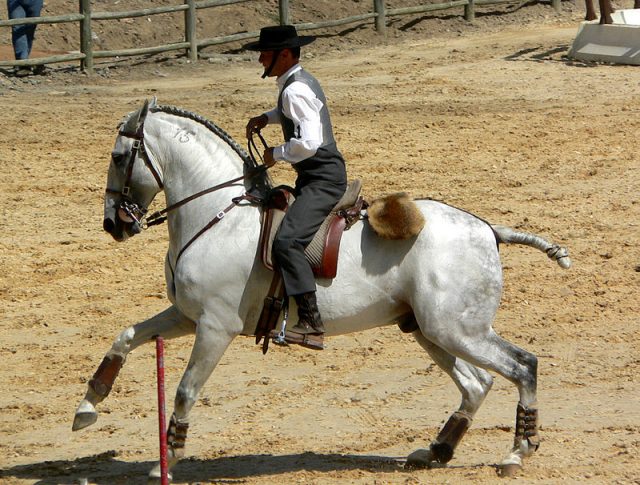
left=72, top=401, right=98, bottom=431
left=148, top=450, right=180, bottom=483
left=148, top=465, right=173, bottom=483
left=497, top=463, right=522, bottom=477
left=72, top=411, right=97, bottom=431
left=405, top=448, right=439, bottom=469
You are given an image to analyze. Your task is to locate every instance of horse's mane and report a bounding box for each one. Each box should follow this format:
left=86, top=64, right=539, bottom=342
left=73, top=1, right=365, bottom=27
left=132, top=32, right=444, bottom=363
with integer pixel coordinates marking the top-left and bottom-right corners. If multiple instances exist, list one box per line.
left=152, top=104, right=254, bottom=168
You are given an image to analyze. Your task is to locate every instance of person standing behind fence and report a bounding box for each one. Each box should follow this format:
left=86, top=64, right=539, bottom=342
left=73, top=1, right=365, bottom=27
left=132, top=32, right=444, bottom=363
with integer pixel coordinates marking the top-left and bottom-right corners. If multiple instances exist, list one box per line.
left=7, top=0, right=44, bottom=76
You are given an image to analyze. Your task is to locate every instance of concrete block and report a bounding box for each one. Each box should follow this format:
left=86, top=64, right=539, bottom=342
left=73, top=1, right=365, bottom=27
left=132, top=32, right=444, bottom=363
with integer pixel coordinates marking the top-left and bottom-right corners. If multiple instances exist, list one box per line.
left=568, top=9, right=640, bottom=65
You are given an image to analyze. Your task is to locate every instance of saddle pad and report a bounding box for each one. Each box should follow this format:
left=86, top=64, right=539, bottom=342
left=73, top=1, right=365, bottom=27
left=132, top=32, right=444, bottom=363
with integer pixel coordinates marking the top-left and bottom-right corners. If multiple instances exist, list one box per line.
left=305, top=179, right=362, bottom=271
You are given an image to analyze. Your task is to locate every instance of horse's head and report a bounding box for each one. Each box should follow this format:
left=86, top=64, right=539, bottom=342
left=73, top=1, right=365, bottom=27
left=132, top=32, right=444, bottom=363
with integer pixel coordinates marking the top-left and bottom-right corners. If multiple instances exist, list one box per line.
left=104, top=98, right=164, bottom=241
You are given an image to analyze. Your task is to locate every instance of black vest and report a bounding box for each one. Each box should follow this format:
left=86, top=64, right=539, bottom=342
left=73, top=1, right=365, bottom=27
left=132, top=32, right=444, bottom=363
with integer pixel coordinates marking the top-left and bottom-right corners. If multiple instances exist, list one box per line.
left=277, top=68, right=347, bottom=185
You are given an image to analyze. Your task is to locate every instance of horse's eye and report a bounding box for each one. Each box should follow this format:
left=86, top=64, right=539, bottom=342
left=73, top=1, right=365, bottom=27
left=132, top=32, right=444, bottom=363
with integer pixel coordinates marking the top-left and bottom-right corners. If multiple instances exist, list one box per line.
left=111, top=152, right=125, bottom=165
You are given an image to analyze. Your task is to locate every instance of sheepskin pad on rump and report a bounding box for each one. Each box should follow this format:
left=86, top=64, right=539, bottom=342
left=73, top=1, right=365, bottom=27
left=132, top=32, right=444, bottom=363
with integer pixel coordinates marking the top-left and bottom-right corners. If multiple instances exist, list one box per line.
left=367, top=192, right=425, bottom=239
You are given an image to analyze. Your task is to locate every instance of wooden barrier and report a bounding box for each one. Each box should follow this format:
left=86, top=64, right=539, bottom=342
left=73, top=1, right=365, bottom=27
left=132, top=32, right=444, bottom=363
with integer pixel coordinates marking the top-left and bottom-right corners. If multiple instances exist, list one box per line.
left=0, top=0, right=561, bottom=72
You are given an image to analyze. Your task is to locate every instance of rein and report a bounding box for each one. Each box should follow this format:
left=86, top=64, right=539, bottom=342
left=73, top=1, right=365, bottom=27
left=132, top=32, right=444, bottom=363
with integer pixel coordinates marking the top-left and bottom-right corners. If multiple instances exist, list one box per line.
left=143, top=130, right=269, bottom=228
left=144, top=170, right=264, bottom=228
left=247, top=129, right=269, bottom=166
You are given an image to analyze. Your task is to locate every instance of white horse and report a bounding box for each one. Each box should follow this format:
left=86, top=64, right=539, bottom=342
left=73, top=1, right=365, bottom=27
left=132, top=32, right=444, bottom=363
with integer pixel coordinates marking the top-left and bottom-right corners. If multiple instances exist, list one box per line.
left=73, top=99, right=570, bottom=481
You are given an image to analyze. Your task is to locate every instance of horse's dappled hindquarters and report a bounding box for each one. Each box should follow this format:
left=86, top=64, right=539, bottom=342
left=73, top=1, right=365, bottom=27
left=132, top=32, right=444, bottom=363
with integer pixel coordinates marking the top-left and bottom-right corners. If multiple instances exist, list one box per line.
left=73, top=99, right=570, bottom=481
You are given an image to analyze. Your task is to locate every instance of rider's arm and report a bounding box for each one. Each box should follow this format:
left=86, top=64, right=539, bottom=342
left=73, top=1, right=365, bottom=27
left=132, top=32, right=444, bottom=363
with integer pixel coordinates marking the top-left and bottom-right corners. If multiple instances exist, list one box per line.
left=273, top=82, right=323, bottom=163
left=264, top=108, right=281, bottom=124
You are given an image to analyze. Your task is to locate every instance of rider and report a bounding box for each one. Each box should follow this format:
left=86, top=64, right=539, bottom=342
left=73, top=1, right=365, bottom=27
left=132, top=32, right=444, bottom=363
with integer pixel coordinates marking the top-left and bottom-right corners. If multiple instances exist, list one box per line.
left=245, top=25, right=347, bottom=349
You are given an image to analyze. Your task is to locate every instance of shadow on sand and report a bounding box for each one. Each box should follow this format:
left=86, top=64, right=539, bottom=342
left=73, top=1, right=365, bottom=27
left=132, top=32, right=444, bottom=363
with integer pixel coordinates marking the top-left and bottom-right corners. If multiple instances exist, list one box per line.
left=0, top=450, right=411, bottom=484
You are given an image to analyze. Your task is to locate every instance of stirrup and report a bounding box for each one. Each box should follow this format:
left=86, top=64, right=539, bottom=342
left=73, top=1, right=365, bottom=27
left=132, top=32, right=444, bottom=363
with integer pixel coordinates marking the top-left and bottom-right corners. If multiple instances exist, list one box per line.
left=270, top=305, right=324, bottom=350
left=269, top=329, right=324, bottom=351
left=272, top=304, right=290, bottom=347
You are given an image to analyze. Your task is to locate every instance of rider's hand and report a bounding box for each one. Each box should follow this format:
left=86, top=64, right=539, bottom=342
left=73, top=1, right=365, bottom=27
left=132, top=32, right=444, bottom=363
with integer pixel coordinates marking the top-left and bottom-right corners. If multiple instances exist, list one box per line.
left=263, top=148, right=276, bottom=167
left=246, top=114, right=268, bottom=139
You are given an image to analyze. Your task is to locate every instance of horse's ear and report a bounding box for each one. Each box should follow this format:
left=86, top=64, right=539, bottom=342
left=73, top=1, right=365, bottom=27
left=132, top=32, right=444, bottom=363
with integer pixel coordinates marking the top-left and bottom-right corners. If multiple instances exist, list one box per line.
left=149, top=96, right=158, bottom=109
left=139, top=99, right=150, bottom=120
left=122, top=110, right=140, bottom=134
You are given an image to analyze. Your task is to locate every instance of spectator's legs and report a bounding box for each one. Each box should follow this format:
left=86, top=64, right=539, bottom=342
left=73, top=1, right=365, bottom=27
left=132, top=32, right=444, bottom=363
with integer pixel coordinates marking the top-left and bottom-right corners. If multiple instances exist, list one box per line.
left=8, top=0, right=43, bottom=60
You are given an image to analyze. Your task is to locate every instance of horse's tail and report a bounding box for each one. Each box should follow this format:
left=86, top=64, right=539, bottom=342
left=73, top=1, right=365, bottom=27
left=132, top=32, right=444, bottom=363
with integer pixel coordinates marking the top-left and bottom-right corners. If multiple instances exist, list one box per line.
left=492, top=225, right=571, bottom=269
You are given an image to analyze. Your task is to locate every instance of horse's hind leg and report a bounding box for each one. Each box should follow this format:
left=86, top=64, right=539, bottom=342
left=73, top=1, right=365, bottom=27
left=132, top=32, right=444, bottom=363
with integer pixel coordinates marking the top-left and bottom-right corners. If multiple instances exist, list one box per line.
left=72, top=305, right=195, bottom=431
left=434, top=329, right=540, bottom=476
left=488, top=334, right=540, bottom=477
left=406, top=332, right=494, bottom=469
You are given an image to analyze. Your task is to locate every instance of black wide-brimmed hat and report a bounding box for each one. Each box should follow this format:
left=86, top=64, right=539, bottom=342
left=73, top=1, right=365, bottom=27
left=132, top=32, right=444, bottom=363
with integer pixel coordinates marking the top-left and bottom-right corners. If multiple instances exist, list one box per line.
left=244, top=25, right=315, bottom=52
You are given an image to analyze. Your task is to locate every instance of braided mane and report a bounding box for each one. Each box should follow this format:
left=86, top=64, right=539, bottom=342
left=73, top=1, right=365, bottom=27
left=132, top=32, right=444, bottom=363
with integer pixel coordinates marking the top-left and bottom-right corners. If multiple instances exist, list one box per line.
left=152, top=104, right=255, bottom=169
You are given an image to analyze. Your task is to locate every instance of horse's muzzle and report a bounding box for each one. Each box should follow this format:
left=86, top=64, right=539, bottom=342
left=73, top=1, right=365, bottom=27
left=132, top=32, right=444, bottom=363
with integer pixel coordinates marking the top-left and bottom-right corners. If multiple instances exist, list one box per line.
left=103, top=215, right=141, bottom=241
left=103, top=217, right=116, bottom=235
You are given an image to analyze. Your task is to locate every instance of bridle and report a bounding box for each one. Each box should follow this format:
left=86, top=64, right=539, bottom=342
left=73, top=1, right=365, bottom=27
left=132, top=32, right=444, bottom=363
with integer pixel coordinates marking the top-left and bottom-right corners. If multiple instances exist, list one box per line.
left=105, top=107, right=269, bottom=266
left=105, top=107, right=164, bottom=226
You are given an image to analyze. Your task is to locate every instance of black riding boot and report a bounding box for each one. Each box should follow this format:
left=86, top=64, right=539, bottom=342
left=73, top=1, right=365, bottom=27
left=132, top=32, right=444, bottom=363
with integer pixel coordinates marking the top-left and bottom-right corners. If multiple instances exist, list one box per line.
left=290, top=292, right=325, bottom=335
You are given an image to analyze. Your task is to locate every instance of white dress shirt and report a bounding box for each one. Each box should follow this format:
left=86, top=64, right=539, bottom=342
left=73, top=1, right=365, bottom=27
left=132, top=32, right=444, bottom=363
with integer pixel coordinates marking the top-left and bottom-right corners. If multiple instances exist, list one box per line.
left=264, top=64, right=324, bottom=164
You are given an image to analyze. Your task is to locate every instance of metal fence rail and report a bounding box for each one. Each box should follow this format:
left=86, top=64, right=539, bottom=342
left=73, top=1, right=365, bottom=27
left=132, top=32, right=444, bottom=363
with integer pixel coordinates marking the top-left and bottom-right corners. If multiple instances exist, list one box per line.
left=0, top=0, right=561, bottom=72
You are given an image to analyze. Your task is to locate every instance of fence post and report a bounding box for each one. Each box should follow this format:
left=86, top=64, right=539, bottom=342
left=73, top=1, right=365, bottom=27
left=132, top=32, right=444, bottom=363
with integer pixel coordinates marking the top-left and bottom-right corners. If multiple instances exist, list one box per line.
left=185, top=0, right=197, bottom=61
left=279, top=0, right=290, bottom=25
left=79, top=0, right=93, bottom=72
left=551, top=0, right=561, bottom=13
left=374, top=0, right=386, bottom=34
left=464, top=0, right=475, bottom=21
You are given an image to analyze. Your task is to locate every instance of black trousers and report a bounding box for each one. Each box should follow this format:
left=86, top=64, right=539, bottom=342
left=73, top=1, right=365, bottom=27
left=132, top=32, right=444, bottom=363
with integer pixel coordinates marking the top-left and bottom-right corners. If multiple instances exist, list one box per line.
left=272, top=180, right=346, bottom=296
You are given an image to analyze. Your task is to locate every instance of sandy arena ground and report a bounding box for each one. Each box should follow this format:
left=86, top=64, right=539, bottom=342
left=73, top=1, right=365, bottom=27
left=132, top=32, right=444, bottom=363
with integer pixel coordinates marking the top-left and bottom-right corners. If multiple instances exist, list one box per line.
left=0, top=9, right=639, bottom=485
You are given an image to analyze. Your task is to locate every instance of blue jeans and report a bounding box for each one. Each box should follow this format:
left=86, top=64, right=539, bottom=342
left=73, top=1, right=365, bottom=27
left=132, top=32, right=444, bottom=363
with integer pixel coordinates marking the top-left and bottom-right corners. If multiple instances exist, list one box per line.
left=7, top=0, right=43, bottom=60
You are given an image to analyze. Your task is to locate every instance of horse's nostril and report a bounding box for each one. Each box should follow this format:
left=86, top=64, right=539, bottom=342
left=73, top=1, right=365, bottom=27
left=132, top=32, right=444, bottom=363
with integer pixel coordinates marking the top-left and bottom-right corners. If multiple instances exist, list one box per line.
left=103, top=218, right=115, bottom=234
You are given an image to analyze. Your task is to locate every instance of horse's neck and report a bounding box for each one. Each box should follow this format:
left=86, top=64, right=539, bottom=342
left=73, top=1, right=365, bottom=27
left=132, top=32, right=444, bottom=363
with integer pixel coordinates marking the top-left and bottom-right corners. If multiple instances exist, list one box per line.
left=146, top=112, right=257, bottom=247
left=148, top=112, right=244, bottom=203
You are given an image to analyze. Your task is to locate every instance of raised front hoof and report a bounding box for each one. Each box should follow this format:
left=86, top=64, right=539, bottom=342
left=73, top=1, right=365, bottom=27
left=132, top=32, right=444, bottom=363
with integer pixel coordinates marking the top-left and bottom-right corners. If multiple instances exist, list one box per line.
left=72, top=401, right=98, bottom=431
left=72, top=412, right=97, bottom=431
left=497, top=463, right=522, bottom=478
left=405, top=448, right=444, bottom=469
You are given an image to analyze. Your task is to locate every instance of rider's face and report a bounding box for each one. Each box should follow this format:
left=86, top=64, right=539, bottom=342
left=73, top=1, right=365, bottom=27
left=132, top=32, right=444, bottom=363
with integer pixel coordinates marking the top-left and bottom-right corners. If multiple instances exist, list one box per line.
left=258, top=49, right=293, bottom=77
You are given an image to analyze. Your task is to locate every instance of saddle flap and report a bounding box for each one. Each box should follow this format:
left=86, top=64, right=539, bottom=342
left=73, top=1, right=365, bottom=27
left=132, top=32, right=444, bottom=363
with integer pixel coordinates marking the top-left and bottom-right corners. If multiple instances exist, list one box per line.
left=259, top=186, right=295, bottom=271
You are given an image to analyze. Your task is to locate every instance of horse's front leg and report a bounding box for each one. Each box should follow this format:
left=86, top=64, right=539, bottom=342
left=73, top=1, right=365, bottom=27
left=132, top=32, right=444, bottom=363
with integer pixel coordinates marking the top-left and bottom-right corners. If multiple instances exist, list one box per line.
left=148, top=316, right=239, bottom=482
left=585, top=0, right=597, bottom=20
left=72, top=305, right=195, bottom=431
left=598, top=0, right=614, bottom=24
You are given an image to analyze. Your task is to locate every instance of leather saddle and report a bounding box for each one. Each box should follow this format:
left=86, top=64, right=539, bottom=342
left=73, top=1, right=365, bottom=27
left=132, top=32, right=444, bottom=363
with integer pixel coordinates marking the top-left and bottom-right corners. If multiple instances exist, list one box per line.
left=258, top=179, right=365, bottom=279
left=254, top=179, right=365, bottom=353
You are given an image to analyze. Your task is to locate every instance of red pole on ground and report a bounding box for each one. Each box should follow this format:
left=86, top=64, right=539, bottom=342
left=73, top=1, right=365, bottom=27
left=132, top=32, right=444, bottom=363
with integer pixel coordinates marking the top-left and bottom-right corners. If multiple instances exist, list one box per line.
left=155, top=336, right=169, bottom=485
